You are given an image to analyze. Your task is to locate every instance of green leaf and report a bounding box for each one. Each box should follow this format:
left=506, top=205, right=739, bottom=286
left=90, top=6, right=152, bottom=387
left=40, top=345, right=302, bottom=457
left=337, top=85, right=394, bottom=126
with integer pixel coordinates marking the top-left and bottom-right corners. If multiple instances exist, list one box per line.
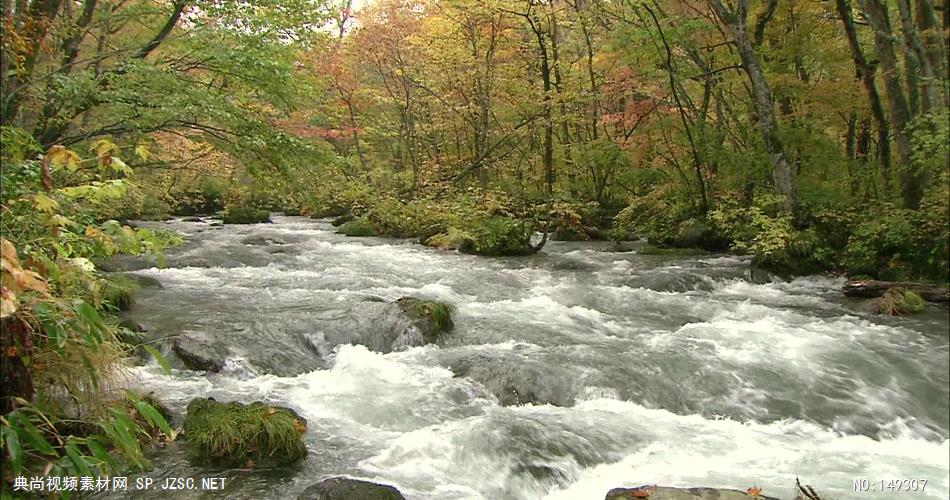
left=74, top=301, right=106, bottom=340
left=11, top=412, right=56, bottom=455
left=134, top=400, right=172, bottom=436
left=44, top=320, right=67, bottom=352
left=80, top=352, right=100, bottom=391
left=86, top=436, right=116, bottom=471
left=65, top=443, right=94, bottom=477
left=142, top=344, right=171, bottom=375
left=3, top=421, right=24, bottom=474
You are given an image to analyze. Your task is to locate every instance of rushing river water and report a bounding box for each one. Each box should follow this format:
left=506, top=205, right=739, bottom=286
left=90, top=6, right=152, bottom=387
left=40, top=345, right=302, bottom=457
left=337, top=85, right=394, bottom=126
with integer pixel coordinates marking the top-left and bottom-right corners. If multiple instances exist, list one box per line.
left=113, top=215, right=949, bottom=500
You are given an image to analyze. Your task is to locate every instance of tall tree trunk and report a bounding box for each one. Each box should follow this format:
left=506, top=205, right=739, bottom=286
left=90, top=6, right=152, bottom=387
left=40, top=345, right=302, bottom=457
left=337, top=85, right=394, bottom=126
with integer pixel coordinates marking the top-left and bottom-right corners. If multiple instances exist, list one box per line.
left=524, top=10, right=554, bottom=196
left=860, top=0, right=921, bottom=208
left=709, top=0, right=795, bottom=212
left=915, top=0, right=949, bottom=108
left=836, top=0, right=892, bottom=193
left=550, top=8, right=574, bottom=182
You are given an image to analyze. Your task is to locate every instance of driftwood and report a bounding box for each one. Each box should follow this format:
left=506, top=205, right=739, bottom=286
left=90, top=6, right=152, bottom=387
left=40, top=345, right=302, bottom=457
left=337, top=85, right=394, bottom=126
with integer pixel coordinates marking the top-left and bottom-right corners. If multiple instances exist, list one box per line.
left=842, top=280, right=949, bottom=303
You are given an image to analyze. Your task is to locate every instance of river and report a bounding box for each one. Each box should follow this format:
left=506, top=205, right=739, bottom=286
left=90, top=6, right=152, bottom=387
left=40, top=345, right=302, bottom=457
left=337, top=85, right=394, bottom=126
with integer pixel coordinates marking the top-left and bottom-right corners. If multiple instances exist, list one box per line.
left=113, top=215, right=949, bottom=500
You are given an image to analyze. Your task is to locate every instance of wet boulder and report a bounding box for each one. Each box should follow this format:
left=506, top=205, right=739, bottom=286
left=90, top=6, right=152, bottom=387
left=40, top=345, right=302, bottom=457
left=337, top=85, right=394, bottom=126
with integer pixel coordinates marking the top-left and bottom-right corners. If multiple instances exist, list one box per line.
left=306, top=297, right=454, bottom=355
left=183, top=398, right=307, bottom=467
left=170, top=297, right=454, bottom=377
left=447, top=354, right=576, bottom=407
left=172, top=333, right=229, bottom=373
left=298, top=477, right=406, bottom=500
left=605, top=486, right=779, bottom=500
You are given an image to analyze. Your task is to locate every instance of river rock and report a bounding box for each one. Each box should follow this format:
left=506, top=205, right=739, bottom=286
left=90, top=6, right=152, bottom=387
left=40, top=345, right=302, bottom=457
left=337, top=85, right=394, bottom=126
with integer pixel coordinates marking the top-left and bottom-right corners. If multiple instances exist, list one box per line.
left=172, top=333, right=228, bottom=373
left=170, top=296, right=454, bottom=376
left=605, top=486, right=779, bottom=500
left=448, top=354, right=575, bottom=406
left=298, top=477, right=406, bottom=500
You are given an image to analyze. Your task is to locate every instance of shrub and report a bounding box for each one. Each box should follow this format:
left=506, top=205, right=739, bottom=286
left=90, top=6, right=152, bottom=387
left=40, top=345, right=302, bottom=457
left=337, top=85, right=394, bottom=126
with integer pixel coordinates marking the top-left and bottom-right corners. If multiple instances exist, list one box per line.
left=221, top=206, right=271, bottom=224
left=337, top=217, right=376, bottom=236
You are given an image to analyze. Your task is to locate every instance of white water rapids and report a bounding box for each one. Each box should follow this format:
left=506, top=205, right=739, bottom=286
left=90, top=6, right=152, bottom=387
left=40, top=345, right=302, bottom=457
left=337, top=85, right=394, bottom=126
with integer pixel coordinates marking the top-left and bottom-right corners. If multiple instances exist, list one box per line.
left=114, top=216, right=948, bottom=499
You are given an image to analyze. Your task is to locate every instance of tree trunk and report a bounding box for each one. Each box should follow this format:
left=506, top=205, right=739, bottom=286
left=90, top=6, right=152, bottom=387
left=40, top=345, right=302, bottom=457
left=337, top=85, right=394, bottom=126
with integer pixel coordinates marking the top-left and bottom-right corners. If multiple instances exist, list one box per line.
left=709, top=0, right=795, bottom=212
left=860, top=0, right=921, bottom=208
left=842, top=279, right=949, bottom=303
left=835, top=0, right=893, bottom=193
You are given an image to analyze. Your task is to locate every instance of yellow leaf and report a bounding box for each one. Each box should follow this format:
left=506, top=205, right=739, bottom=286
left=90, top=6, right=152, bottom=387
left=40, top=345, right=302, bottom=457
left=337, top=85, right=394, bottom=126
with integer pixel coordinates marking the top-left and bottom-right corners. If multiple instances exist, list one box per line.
left=48, top=214, right=72, bottom=227
left=135, top=144, right=150, bottom=161
left=33, top=193, right=60, bottom=214
left=109, top=156, right=133, bottom=176
left=47, top=145, right=82, bottom=172
left=89, top=138, right=119, bottom=156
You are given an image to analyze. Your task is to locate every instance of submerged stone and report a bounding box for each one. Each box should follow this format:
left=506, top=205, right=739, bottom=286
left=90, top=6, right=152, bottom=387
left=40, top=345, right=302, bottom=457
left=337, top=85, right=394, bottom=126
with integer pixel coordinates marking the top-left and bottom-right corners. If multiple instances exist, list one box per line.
left=298, top=477, right=405, bottom=500
left=169, top=296, right=455, bottom=376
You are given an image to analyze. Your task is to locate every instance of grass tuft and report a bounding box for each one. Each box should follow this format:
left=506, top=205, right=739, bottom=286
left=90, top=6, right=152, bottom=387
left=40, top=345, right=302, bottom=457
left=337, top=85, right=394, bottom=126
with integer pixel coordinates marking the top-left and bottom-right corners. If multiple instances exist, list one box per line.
left=183, top=399, right=307, bottom=467
left=876, top=287, right=926, bottom=315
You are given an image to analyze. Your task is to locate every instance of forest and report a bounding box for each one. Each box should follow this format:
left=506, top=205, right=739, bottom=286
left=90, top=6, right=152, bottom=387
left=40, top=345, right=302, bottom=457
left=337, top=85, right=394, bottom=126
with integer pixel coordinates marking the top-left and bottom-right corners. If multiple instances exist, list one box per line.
left=1, top=0, right=948, bottom=498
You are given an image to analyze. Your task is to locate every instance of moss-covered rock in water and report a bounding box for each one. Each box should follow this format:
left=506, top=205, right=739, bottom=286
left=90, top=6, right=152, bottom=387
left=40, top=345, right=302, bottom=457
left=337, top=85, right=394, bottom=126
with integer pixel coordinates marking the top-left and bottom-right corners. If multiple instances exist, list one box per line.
left=330, top=214, right=354, bottom=227
left=874, top=287, right=926, bottom=315
left=183, top=398, right=307, bottom=466
left=396, top=297, right=454, bottom=342
left=424, top=217, right=541, bottom=256
left=221, top=207, right=272, bottom=224
left=102, top=275, right=138, bottom=311
left=338, top=217, right=376, bottom=236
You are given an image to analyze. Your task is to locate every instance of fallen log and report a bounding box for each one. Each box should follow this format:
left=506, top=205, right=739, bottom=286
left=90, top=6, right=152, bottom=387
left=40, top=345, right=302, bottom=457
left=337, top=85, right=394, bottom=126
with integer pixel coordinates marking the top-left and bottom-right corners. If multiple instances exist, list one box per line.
left=842, top=279, right=949, bottom=303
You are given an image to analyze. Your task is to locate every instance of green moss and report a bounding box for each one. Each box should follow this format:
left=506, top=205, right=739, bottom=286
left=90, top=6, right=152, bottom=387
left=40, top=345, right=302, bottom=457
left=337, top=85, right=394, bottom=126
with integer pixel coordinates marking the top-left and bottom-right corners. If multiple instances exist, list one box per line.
left=338, top=217, right=376, bottom=236
left=424, top=227, right=471, bottom=251
left=221, top=207, right=272, bottom=224
left=875, top=288, right=926, bottom=315
left=102, top=275, right=138, bottom=311
left=183, top=399, right=307, bottom=467
left=396, top=298, right=454, bottom=343
left=410, top=300, right=454, bottom=336
left=330, top=214, right=354, bottom=227
left=425, top=217, right=535, bottom=256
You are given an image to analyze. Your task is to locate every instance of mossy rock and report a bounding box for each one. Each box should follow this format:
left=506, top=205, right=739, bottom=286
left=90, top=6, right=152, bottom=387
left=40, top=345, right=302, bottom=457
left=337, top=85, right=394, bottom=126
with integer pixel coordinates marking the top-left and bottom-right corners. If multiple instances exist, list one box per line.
left=425, top=218, right=538, bottom=256
left=396, top=297, right=454, bottom=342
left=338, top=217, right=376, bottom=236
left=874, top=287, right=926, bottom=315
left=183, top=398, right=307, bottom=467
left=330, top=214, right=354, bottom=227
left=103, top=275, right=138, bottom=311
left=221, top=207, right=272, bottom=224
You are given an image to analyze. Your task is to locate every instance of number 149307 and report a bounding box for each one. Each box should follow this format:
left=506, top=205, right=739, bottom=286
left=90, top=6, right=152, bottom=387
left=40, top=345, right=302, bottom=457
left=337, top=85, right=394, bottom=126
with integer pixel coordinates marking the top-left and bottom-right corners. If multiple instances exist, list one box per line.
left=853, top=478, right=927, bottom=492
